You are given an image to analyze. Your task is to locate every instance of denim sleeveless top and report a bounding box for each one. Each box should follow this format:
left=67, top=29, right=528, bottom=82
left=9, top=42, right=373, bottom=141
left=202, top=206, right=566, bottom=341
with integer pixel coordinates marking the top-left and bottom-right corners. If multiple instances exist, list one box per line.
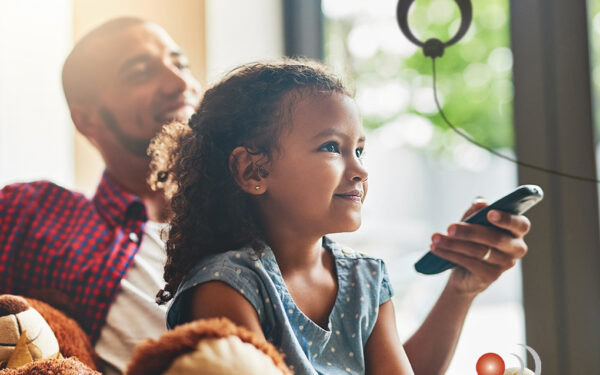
left=166, top=237, right=394, bottom=375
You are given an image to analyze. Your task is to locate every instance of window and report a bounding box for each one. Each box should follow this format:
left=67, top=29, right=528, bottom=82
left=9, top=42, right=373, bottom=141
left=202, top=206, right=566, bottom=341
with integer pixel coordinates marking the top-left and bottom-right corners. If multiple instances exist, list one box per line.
left=322, top=0, right=525, bottom=372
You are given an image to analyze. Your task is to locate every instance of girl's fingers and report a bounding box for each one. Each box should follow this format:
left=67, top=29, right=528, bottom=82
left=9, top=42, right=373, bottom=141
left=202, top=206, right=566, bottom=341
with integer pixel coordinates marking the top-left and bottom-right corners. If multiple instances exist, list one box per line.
left=430, top=247, right=505, bottom=282
left=486, top=210, right=531, bottom=237
left=430, top=236, right=515, bottom=268
left=460, top=201, right=488, bottom=221
left=442, top=222, right=529, bottom=259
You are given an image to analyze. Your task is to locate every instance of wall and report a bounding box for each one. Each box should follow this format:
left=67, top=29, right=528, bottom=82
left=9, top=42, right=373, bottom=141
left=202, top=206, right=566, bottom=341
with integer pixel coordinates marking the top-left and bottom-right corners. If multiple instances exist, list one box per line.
left=71, top=0, right=207, bottom=195
left=205, top=0, right=284, bottom=82
left=0, top=0, right=73, bottom=188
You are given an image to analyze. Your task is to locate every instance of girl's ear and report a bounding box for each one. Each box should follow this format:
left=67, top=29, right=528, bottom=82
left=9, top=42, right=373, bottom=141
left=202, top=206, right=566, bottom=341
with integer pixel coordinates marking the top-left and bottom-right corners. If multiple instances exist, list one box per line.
left=229, top=146, right=269, bottom=195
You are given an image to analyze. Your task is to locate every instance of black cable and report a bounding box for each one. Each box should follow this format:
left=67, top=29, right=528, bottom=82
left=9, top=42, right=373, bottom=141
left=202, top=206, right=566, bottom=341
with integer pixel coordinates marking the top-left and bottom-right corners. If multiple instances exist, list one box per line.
left=431, top=58, right=600, bottom=184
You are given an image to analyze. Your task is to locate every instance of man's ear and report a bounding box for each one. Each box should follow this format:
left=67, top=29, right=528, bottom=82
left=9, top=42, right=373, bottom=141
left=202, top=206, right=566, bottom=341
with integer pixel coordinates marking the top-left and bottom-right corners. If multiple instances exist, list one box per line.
left=69, top=104, right=101, bottom=139
left=229, top=146, right=270, bottom=195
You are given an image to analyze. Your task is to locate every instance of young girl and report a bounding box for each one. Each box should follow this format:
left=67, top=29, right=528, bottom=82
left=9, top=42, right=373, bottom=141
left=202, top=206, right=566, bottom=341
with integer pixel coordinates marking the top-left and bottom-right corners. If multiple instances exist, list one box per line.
left=150, top=60, right=531, bottom=375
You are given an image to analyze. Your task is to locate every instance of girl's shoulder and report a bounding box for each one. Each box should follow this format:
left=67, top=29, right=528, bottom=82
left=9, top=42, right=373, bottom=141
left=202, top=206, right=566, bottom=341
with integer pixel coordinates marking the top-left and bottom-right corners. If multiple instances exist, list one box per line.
left=324, top=236, right=394, bottom=302
left=180, top=246, right=267, bottom=286
left=167, top=246, right=270, bottom=329
left=324, top=236, right=387, bottom=266
left=195, top=246, right=260, bottom=265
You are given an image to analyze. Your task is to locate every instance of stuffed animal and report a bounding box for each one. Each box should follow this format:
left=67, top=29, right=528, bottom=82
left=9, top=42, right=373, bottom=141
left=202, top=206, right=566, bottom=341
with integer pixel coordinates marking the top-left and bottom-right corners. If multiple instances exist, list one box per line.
left=0, top=294, right=98, bottom=373
left=126, top=317, right=292, bottom=375
left=0, top=295, right=60, bottom=369
left=23, top=296, right=98, bottom=370
left=1, top=295, right=292, bottom=374
left=0, top=357, right=100, bottom=375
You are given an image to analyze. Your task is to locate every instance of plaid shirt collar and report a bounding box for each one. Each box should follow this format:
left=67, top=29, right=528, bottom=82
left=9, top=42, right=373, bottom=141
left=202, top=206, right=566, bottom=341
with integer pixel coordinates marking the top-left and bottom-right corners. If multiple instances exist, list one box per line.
left=93, top=171, right=147, bottom=227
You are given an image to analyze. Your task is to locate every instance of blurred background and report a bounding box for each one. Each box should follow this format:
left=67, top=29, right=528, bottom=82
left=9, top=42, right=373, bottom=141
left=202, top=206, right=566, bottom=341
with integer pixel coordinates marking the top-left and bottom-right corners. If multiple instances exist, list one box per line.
left=1, top=1, right=599, bottom=374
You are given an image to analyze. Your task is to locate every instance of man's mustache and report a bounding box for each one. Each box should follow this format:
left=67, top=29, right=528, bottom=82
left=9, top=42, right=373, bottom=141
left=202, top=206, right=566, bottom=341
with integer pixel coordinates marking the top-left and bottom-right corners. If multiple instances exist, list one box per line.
left=100, top=107, right=151, bottom=158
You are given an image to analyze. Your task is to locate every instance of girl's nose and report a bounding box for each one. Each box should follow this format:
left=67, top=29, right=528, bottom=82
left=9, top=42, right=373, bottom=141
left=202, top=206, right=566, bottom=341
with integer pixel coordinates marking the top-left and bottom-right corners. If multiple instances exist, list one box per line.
left=348, top=159, right=368, bottom=182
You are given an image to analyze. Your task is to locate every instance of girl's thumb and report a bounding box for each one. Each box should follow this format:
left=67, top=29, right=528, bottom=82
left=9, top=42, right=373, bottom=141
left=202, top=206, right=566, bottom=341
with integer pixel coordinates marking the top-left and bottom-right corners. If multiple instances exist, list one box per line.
left=460, top=196, right=488, bottom=221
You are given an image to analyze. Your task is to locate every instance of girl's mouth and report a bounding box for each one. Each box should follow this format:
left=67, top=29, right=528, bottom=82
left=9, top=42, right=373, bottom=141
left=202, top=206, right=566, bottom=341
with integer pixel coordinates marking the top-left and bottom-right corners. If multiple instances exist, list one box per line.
left=334, top=189, right=363, bottom=202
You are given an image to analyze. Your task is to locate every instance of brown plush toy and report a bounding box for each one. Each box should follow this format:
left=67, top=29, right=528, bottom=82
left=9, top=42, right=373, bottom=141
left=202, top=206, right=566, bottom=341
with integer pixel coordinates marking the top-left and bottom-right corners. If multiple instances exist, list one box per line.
left=1, top=295, right=292, bottom=375
left=0, top=294, right=98, bottom=374
left=0, top=295, right=60, bottom=369
left=0, top=357, right=99, bottom=375
left=126, top=318, right=293, bottom=375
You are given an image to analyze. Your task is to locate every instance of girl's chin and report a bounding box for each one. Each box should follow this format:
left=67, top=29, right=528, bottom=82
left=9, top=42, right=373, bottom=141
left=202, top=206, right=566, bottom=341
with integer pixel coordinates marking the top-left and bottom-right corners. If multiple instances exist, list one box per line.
left=328, top=219, right=362, bottom=234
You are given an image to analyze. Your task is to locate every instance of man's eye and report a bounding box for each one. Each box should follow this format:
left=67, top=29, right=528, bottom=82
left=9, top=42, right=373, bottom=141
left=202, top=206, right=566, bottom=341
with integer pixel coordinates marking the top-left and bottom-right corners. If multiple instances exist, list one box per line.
left=319, top=142, right=340, bottom=153
left=174, top=61, right=190, bottom=71
left=125, top=65, right=152, bottom=82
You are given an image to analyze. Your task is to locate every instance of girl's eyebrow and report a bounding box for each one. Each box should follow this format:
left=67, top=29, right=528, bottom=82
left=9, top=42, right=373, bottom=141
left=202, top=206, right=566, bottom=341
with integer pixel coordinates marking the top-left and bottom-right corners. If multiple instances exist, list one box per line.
left=311, top=128, right=366, bottom=142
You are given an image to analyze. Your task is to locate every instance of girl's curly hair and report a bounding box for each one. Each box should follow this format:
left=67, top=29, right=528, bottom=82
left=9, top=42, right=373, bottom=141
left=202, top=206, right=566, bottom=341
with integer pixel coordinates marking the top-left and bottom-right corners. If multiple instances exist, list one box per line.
left=149, top=59, right=351, bottom=304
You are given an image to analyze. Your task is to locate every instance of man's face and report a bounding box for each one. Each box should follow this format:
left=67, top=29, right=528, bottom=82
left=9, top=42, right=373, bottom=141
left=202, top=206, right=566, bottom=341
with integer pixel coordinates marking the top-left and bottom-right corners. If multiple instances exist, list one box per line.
left=92, top=23, right=201, bottom=157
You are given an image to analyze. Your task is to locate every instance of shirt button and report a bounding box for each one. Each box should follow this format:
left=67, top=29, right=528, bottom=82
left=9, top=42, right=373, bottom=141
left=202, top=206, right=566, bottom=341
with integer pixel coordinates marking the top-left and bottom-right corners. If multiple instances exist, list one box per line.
left=129, top=232, right=139, bottom=243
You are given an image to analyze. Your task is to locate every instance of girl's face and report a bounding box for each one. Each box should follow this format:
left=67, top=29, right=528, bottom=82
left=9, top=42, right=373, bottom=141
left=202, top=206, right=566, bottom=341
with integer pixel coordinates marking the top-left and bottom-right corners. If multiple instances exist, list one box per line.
left=258, top=92, right=368, bottom=237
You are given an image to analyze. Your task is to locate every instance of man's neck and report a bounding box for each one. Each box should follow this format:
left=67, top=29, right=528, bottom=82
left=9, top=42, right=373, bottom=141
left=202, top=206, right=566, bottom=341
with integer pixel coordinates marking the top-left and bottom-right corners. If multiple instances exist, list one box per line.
left=104, top=167, right=170, bottom=223
left=143, top=193, right=170, bottom=223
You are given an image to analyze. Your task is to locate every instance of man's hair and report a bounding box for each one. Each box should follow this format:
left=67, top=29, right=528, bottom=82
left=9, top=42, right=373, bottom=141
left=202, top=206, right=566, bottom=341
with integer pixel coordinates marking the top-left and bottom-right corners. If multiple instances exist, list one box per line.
left=62, top=17, right=147, bottom=106
left=148, top=59, right=352, bottom=304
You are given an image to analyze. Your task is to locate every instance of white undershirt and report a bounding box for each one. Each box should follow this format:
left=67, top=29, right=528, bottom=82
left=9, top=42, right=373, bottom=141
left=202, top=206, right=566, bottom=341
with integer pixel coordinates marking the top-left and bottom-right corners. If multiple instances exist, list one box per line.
left=94, top=221, right=169, bottom=374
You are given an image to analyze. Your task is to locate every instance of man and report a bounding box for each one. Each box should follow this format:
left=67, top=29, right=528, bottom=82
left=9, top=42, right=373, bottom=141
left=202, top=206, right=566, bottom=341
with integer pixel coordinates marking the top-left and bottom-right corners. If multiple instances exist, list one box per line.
left=0, top=17, right=201, bottom=373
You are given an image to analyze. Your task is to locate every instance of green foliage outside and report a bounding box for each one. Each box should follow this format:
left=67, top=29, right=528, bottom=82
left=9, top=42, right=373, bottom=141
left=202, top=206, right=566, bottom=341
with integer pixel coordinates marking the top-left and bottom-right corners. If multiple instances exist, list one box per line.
left=323, top=0, right=514, bottom=156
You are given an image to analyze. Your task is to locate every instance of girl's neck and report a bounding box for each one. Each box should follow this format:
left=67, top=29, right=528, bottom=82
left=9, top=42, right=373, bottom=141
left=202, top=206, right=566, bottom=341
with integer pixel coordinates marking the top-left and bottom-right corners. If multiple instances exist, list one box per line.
left=264, top=228, right=325, bottom=276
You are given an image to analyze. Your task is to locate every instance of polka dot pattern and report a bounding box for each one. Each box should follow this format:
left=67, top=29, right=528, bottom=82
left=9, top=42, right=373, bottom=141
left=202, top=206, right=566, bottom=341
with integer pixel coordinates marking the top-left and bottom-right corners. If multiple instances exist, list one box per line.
left=166, top=236, right=394, bottom=374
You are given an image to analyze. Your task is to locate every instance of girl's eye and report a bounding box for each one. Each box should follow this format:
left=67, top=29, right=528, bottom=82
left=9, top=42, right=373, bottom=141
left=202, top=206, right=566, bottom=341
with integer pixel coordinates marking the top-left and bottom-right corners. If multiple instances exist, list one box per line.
left=355, top=148, right=365, bottom=159
left=319, top=142, right=340, bottom=153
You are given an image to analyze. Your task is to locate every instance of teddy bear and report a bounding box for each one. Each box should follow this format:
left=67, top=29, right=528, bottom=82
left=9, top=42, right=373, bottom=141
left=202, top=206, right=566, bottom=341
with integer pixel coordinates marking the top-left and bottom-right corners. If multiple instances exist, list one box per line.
left=0, top=294, right=99, bottom=374
left=0, top=294, right=292, bottom=375
left=126, top=317, right=292, bottom=375
left=0, top=295, right=61, bottom=369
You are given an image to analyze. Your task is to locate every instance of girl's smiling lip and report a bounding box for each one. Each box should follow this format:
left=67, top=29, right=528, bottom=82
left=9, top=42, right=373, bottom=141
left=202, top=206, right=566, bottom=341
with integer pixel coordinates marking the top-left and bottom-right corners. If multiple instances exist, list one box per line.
left=334, top=189, right=363, bottom=202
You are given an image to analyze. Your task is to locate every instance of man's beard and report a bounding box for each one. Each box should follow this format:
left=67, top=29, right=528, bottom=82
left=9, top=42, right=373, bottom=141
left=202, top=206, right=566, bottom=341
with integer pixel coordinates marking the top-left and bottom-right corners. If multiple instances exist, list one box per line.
left=99, top=107, right=152, bottom=158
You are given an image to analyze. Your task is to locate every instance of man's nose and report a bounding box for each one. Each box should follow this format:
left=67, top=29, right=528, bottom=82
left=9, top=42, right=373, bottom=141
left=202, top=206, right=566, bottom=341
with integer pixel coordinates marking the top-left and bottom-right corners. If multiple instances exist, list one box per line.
left=161, top=65, right=198, bottom=96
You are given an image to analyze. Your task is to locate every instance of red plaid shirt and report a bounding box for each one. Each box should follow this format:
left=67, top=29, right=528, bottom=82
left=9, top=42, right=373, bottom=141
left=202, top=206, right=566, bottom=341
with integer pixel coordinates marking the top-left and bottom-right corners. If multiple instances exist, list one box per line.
left=0, top=172, right=147, bottom=343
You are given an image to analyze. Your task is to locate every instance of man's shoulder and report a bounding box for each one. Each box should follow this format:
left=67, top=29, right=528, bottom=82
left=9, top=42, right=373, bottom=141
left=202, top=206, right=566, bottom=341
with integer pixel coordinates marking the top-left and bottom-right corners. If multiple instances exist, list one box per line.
left=1, top=180, right=88, bottom=206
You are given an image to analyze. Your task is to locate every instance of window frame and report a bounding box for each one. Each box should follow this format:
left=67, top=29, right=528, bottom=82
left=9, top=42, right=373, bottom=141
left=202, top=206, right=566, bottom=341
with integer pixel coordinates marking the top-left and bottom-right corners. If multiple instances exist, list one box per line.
left=511, top=1, right=600, bottom=373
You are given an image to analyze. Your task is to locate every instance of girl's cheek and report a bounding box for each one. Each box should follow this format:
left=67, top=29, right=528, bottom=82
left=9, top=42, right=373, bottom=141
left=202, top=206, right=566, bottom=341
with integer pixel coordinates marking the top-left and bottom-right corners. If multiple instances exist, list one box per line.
left=362, top=181, right=368, bottom=203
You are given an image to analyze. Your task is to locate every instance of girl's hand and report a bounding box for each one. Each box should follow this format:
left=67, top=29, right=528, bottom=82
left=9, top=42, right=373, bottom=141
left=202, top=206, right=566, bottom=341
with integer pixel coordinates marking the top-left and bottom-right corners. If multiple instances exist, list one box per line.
left=429, top=200, right=531, bottom=296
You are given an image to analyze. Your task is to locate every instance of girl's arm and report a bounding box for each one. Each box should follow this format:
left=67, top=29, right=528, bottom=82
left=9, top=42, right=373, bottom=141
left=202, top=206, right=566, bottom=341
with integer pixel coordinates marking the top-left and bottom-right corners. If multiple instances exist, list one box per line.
left=188, top=281, right=265, bottom=339
left=402, top=284, right=475, bottom=374
left=364, top=300, right=415, bottom=375
left=404, top=203, right=531, bottom=374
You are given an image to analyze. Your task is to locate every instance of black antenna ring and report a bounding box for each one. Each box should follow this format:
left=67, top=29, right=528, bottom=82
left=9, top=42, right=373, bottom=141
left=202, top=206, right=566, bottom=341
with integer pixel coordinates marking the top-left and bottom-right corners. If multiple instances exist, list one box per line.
left=396, top=0, right=473, bottom=57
